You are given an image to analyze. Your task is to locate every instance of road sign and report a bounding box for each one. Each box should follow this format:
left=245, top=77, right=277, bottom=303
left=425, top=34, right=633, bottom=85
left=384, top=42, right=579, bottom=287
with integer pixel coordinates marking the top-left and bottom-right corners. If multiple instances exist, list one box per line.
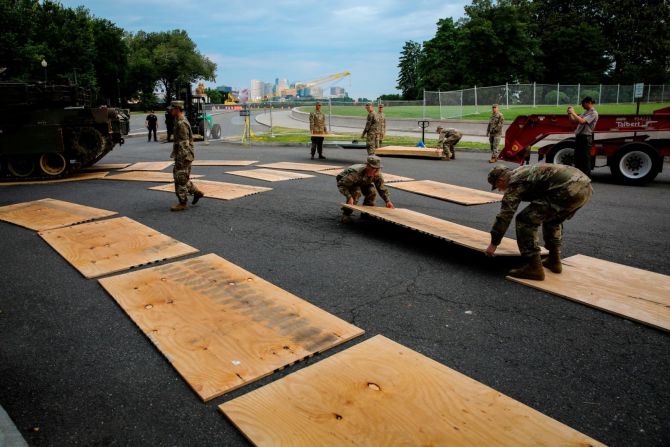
left=634, top=83, right=645, bottom=99
left=239, top=109, right=250, bottom=117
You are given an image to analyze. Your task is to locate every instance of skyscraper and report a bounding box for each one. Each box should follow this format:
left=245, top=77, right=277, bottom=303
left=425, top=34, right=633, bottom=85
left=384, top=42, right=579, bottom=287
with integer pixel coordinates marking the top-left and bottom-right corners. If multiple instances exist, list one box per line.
left=250, top=80, right=263, bottom=100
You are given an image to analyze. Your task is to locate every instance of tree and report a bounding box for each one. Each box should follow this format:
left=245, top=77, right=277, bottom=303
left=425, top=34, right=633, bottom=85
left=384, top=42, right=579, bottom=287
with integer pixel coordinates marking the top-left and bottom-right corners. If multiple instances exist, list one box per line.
left=205, top=87, right=223, bottom=104
left=396, top=41, right=422, bottom=99
left=417, top=18, right=464, bottom=91
left=91, top=17, right=129, bottom=105
left=459, top=0, right=543, bottom=86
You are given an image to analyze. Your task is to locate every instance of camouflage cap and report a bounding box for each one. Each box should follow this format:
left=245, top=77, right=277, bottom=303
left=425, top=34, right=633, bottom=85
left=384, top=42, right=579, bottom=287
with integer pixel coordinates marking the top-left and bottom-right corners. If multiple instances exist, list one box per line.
left=492, top=103, right=499, bottom=108
left=366, top=155, right=383, bottom=168
left=365, top=102, right=373, bottom=107
left=436, top=125, right=444, bottom=131
left=169, top=100, right=185, bottom=110
left=488, top=165, right=510, bottom=190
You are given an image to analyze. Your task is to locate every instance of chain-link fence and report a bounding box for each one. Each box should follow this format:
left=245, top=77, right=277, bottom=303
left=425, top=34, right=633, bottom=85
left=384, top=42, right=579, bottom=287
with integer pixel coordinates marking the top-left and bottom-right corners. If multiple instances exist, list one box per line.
left=422, top=83, right=669, bottom=119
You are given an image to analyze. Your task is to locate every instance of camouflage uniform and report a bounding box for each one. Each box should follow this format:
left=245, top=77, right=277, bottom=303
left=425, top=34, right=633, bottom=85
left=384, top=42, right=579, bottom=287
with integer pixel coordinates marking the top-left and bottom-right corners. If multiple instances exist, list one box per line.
left=171, top=116, right=200, bottom=204
left=377, top=110, right=386, bottom=147
left=361, top=111, right=381, bottom=155
left=437, top=128, right=462, bottom=160
left=336, top=164, right=391, bottom=216
left=490, top=164, right=592, bottom=256
left=486, top=111, right=504, bottom=158
left=309, top=110, right=327, bottom=158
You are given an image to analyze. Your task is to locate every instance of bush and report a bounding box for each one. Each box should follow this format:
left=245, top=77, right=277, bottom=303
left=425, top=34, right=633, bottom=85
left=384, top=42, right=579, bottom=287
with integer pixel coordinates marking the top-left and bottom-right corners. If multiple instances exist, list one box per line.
left=544, top=90, right=570, bottom=105
left=580, top=89, right=600, bottom=102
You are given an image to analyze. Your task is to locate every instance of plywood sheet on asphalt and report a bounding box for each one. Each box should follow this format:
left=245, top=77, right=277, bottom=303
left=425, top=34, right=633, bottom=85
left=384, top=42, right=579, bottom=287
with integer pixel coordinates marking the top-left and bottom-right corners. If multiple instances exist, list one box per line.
left=83, top=163, right=130, bottom=171
left=39, top=216, right=198, bottom=279
left=119, top=161, right=174, bottom=171
left=343, top=204, right=544, bottom=257
left=507, top=254, right=670, bottom=332
left=149, top=180, right=271, bottom=200
left=376, top=145, right=444, bottom=158
left=257, top=162, right=343, bottom=172
left=104, top=172, right=204, bottom=182
left=98, top=253, right=364, bottom=401
left=226, top=169, right=314, bottom=182
left=389, top=180, right=503, bottom=205
left=318, top=168, right=414, bottom=183
left=0, top=198, right=117, bottom=231
left=220, top=335, right=603, bottom=447
left=0, top=171, right=109, bottom=186
left=191, top=160, right=257, bottom=166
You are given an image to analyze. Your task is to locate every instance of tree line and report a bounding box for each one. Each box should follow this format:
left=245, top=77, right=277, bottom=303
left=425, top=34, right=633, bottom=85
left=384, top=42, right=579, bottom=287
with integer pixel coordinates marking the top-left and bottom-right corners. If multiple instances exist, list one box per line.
left=0, top=0, right=216, bottom=106
left=397, top=0, right=670, bottom=99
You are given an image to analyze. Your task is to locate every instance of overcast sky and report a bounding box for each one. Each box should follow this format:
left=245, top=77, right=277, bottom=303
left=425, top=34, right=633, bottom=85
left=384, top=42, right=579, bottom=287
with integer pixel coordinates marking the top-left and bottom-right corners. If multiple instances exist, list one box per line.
left=62, top=0, right=467, bottom=98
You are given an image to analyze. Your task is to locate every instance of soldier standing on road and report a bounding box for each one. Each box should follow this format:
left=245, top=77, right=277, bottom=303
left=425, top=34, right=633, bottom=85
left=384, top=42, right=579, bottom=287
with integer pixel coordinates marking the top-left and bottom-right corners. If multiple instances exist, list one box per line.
left=435, top=126, right=462, bottom=160
left=336, top=155, right=394, bottom=223
left=486, top=104, right=504, bottom=163
left=309, top=102, right=328, bottom=159
left=165, top=109, right=174, bottom=143
left=568, top=96, right=599, bottom=177
left=377, top=104, right=386, bottom=147
left=485, top=164, right=592, bottom=280
left=361, top=102, right=381, bottom=155
left=169, top=100, right=204, bottom=212
left=145, top=110, right=158, bottom=142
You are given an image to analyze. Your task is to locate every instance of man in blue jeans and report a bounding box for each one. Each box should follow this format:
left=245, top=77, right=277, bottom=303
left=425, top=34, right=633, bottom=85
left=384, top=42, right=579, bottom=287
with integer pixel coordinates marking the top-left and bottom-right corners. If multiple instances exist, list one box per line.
left=568, top=96, right=598, bottom=177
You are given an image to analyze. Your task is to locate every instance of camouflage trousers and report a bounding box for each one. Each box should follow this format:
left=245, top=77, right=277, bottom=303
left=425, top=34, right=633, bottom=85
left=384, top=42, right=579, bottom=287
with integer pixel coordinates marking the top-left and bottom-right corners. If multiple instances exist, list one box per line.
left=173, top=158, right=199, bottom=204
left=515, top=179, right=593, bottom=256
left=366, top=134, right=379, bottom=155
left=341, top=186, right=376, bottom=216
left=489, top=135, right=501, bottom=158
left=442, top=135, right=461, bottom=159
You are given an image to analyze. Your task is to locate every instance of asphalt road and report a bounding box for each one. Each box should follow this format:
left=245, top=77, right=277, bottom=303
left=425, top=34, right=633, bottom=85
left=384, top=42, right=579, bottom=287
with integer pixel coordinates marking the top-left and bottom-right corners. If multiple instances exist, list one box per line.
left=1, top=137, right=669, bottom=446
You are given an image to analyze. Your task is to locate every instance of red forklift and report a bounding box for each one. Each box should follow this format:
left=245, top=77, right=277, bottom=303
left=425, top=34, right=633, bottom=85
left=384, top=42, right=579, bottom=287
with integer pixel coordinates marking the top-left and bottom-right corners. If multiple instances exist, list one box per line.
left=499, top=106, right=670, bottom=185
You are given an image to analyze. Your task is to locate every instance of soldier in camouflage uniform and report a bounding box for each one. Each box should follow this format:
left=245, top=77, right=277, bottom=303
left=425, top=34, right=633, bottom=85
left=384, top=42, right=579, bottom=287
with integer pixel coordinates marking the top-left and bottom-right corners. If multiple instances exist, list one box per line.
left=336, top=155, right=394, bottom=223
left=485, top=164, right=592, bottom=280
left=309, top=102, right=328, bottom=159
left=435, top=126, right=462, bottom=160
left=169, top=100, right=204, bottom=211
left=361, top=103, right=381, bottom=155
left=486, top=104, right=504, bottom=163
left=377, top=104, right=386, bottom=147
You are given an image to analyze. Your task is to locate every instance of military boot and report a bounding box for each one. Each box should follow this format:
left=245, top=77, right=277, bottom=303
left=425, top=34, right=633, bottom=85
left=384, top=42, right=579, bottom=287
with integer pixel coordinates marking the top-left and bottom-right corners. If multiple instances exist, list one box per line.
left=170, top=202, right=189, bottom=212
left=542, top=247, right=562, bottom=273
left=192, top=190, right=204, bottom=205
left=489, top=156, right=497, bottom=163
left=508, top=254, right=545, bottom=280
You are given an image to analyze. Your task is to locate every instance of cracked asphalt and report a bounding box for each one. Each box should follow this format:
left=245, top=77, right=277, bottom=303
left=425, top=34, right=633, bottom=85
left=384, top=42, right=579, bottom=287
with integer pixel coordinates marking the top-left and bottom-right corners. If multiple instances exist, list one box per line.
left=1, top=137, right=669, bottom=446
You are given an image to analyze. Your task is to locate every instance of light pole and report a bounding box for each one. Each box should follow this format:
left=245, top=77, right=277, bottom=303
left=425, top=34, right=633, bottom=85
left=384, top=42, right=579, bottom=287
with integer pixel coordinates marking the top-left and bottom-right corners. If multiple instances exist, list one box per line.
left=41, top=59, right=47, bottom=83
left=117, top=78, right=121, bottom=106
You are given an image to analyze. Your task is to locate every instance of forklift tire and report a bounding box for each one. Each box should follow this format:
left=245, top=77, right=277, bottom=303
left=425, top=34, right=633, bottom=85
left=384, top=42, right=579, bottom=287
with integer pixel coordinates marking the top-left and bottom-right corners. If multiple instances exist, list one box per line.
left=211, top=124, right=222, bottom=139
left=199, top=121, right=212, bottom=139
left=609, top=143, right=660, bottom=185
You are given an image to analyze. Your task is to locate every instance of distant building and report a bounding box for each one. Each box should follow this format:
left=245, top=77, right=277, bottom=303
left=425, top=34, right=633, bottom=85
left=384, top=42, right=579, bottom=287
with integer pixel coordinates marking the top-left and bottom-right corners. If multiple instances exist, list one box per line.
left=216, top=85, right=233, bottom=93
left=263, top=82, right=274, bottom=98
left=277, top=78, right=289, bottom=94
left=330, top=86, right=347, bottom=98
left=250, top=80, right=263, bottom=100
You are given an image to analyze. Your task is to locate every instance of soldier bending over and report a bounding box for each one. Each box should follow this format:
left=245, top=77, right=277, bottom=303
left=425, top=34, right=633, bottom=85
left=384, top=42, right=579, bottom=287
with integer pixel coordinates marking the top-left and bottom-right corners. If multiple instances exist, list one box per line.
left=436, top=126, right=462, bottom=160
left=336, top=155, right=394, bottom=223
left=485, top=164, right=592, bottom=280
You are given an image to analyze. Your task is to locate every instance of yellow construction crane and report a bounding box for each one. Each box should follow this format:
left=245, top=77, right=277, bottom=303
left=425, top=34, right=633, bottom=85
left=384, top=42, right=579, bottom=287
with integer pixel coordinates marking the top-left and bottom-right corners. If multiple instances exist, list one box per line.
left=282, top=71, right=351, bottom=97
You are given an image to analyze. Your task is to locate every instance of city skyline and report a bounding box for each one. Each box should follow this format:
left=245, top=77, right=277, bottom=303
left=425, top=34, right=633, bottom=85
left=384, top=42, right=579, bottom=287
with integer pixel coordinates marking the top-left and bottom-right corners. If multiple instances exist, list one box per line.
left=59, top=0, right=468, bottom=99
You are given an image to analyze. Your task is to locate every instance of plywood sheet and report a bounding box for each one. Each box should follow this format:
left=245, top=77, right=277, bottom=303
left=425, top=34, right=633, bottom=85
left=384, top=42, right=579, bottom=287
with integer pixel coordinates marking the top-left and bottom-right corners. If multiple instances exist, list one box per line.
left=343, top=204, right=546, bottom=257
left=376, top=145, right=444, bottom=158
left=389, top=180, right=503, bottom=205
left=226, top=169, right=314, bottom=182
left=318, top=169, right=414, bottom=183
left=191, top=160, right=257, bottom=166
left=104, top=172, right=204, bottom=182
left=0, top=171, right=109, bottom=186
left=257, top=162, right=343, bottom=172
left=220, top=335, right=603, bottom=447
left=119, top=161, right=174, bottom=171
left=149, top=180, right=271, bottom=200
left=507, top=254, right=670, bottom=332
left=39, top=216, right=198, bottom=279
left=83, top=163, right=130, bottom=171
left=0, top=198, right=116, bottom=231
left=98, top=253, right=364, bottom=401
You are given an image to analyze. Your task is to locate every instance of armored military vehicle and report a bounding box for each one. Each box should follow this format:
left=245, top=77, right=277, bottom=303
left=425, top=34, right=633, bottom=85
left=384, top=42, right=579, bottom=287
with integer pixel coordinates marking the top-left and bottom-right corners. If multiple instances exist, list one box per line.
left=0, top=82, right=129, bottom=180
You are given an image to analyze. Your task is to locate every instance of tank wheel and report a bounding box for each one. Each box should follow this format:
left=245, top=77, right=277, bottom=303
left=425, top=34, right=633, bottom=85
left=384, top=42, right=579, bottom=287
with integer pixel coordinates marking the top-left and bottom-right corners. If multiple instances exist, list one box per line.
left=72, top=127, right=105, bottom=162
left=609, top=144, right=660, bottom=185
left=7, top=156, right=36, bottom=178
left=39, top=152, right=68, bottom=176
